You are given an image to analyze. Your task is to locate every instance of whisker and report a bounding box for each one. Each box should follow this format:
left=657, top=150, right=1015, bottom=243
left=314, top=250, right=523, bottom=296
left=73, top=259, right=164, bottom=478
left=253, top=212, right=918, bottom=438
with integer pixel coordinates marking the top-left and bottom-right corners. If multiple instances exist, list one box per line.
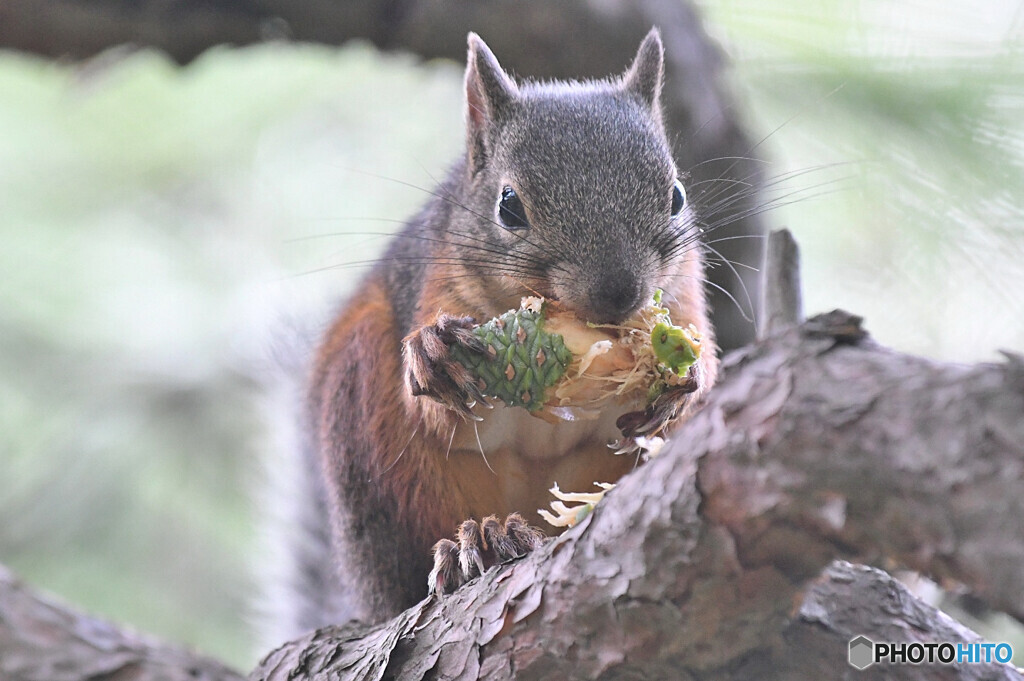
left=342, top=167, right=560, bottom=261
left=687, top=82, right=849, bottom=189
left=685, top=169, right=854, bottom=244
left=445, top=423, right=458, bottom=461
left=703, top=233, right=770, bottom=246
left=694, top=182, right=850, bottom=239
left=686, top=155, right=773, bottom=172
left=662, top=272, right=756, bottom=324
left=702, top=241, right=756, bottom=316
left=289, top=257, right=544, bottom=281
left=287, top=224, right=555, bottom=272
left=703, top=255, right=760, bottom=272
left=376, top=422, right=421, bottom=480
left=282, top=218, right=408, bottom=244
left=472, top=420, right=497, bottom=476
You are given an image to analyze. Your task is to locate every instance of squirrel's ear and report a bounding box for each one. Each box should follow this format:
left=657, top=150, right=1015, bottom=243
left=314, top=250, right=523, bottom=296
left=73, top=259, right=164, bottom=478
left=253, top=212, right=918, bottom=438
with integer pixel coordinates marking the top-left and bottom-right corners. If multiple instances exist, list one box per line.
left=465, top=33, right=518, bottom=173
left=622, top=28, right=665, bottom=111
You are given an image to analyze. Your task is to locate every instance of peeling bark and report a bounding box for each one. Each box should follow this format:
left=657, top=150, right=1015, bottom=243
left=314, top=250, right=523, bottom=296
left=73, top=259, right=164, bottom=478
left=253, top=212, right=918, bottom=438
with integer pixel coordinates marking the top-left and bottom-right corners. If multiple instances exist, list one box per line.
left=700, top=316, right=1024, bottom=621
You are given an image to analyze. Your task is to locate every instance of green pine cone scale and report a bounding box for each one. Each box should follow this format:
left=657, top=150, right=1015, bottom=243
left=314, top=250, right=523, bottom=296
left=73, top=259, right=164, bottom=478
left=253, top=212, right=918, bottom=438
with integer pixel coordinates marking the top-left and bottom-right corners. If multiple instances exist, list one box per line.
left=450, top=307, right=572, bottom=411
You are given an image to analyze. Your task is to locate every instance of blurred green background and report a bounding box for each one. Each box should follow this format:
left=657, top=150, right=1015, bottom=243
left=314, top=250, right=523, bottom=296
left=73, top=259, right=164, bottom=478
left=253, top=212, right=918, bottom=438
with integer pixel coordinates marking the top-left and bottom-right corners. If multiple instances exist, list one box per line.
left=1, top=0, right=1022, bottom=671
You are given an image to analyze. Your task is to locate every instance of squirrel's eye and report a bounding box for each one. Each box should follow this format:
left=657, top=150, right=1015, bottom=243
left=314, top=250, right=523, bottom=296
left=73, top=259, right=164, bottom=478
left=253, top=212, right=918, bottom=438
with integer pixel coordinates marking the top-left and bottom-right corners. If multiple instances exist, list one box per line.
left=498, top=186, right=529, bottom=230
left=671, top=180, right=687, bottom=216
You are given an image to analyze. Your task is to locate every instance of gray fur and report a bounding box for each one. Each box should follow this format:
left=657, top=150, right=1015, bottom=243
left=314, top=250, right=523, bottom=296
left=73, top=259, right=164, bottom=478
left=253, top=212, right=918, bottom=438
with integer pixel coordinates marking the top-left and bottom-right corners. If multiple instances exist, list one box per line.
left=443, top=31, right=686, bottom=324
left=465, top=32, right=519, bottom=174
left=251, top=307, right=350, bottom=650
left=622, top=28, right=666, bottom=112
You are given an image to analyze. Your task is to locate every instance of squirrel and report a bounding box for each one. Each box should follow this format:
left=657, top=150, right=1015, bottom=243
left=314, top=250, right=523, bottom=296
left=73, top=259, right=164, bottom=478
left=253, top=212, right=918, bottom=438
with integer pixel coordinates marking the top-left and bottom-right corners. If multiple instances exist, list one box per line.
left=260, top=28, right=719, bottom=645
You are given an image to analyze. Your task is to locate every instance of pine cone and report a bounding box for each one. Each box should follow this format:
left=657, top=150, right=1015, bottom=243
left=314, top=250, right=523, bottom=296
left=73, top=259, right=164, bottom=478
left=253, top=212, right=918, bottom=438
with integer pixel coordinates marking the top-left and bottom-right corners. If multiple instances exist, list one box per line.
left=449, top=306, right=573, bottom=411
left=450, top=296, right=702, bottom=417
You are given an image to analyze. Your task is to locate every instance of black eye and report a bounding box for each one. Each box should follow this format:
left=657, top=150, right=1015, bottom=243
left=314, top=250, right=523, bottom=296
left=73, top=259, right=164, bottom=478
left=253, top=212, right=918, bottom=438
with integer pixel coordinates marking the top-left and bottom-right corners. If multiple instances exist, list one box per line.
left=671, top=180, right=686, bottom=216
left=498, top=186, right=529, bottom=230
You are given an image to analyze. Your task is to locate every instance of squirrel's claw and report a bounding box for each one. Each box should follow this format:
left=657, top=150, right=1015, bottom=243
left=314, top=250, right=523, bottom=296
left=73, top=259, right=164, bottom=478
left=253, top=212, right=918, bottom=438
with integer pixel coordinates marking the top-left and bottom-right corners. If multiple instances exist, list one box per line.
left=616, top=363, right=702, bottom=450
left=483, top=513, right=544, bottom=560
left=428, top=513, right=546, bottom=596
left=427, top=538, right=461, bottom=596
left=404, top=314, right=488, bottom=418
left=457, top=519, right=486, bottom=580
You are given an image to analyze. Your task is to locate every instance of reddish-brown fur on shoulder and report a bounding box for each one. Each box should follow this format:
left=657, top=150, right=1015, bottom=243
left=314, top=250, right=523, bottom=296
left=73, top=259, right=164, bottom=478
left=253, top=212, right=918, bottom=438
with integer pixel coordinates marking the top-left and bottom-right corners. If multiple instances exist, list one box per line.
left=311, top=274, right=470, bottom=600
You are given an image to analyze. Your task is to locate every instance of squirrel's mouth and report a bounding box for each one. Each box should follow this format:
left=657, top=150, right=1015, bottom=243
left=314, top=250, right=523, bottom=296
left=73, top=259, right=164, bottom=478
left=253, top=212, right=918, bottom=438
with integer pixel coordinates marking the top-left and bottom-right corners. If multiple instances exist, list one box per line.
left=493, top=272, right=650, bottom=326
left=555, top=285, right=649, bottom=326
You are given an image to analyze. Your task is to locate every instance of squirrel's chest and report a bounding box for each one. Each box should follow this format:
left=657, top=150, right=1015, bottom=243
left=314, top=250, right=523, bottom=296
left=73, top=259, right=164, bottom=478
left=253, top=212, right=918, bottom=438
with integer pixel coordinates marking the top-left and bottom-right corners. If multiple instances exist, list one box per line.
left=446, top=405, right=637, bottom=530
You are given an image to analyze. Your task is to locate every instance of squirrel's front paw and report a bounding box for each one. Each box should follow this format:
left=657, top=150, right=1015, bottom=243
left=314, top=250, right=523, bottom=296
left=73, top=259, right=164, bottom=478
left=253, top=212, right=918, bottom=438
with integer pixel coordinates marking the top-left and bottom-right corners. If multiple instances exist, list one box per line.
left=403, top=314, right=488, bottom=418
left=428, top=513, right=545, bottom=596
left=616, top=362, right=702, bottom=442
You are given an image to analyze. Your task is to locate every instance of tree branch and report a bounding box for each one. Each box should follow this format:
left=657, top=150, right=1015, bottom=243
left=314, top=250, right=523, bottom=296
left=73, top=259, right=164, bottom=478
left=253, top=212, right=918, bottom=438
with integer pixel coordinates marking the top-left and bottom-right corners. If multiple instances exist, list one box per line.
left=250, top=314, right=1024, bottom=679
left=699, top=315, right=1024, bottom=621
left=0, top=565, right=244, bottom=681
left=790, top=561, right=1021, bottom=681
left=3, top=315, right=1021, bottom=679
left=759, top=228, right=804, bottom=337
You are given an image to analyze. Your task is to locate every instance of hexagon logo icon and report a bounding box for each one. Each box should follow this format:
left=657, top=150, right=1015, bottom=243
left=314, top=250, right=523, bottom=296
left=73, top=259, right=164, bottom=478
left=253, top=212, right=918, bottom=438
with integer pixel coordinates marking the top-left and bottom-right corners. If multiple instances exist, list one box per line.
left=849, top=636, right=875, bottom=670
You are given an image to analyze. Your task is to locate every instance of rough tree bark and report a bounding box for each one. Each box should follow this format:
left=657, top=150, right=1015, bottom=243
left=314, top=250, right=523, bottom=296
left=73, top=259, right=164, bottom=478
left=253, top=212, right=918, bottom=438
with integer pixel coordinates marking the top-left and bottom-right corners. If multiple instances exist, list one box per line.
left=0, top=565, right=244, bottom=681
left=0, top=0, right=764, bottom=350
left=2, top=232, right=1022, bottom=680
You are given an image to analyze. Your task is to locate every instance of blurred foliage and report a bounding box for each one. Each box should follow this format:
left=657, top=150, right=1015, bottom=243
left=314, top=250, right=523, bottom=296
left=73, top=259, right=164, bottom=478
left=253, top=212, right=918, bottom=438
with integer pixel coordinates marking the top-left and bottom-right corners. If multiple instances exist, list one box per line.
left=0, top=44, right=463, bottom=669
left=700, top=0, right=1024, bottom=357
left=1, top=0, right=1022, bottom=671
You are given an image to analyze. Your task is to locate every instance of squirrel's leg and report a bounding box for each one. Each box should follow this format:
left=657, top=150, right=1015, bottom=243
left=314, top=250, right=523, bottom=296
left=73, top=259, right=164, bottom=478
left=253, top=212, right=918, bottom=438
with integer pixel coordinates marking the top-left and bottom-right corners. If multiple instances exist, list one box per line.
left=405, top=315, right=547, bottom=596
left=428, top=514, right=546, bottom=595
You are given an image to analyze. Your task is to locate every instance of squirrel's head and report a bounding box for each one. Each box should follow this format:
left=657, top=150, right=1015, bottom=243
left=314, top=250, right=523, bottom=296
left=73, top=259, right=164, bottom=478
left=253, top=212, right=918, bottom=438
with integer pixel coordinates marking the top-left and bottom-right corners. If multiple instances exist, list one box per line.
left=457, top=29, right=696, bottom=324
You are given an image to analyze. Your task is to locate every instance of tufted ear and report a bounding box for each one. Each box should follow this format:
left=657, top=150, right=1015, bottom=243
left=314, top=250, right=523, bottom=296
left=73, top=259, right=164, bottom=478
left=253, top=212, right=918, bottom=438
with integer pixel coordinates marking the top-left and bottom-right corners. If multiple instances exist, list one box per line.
left=622, top=28, right=665, bottom=112
left=464, top=33, right=519, bottom=174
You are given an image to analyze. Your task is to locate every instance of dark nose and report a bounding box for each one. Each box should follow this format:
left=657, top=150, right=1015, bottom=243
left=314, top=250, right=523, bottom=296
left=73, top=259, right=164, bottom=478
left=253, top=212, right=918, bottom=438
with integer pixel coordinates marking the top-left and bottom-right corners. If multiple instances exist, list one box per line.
left=585, top=269, right=644, bottom=324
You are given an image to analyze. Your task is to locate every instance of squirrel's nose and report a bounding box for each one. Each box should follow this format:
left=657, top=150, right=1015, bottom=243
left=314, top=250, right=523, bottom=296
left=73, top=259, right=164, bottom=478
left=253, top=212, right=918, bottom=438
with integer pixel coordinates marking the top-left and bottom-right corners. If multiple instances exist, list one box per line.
left=585, top=270, right=644, bottom=324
